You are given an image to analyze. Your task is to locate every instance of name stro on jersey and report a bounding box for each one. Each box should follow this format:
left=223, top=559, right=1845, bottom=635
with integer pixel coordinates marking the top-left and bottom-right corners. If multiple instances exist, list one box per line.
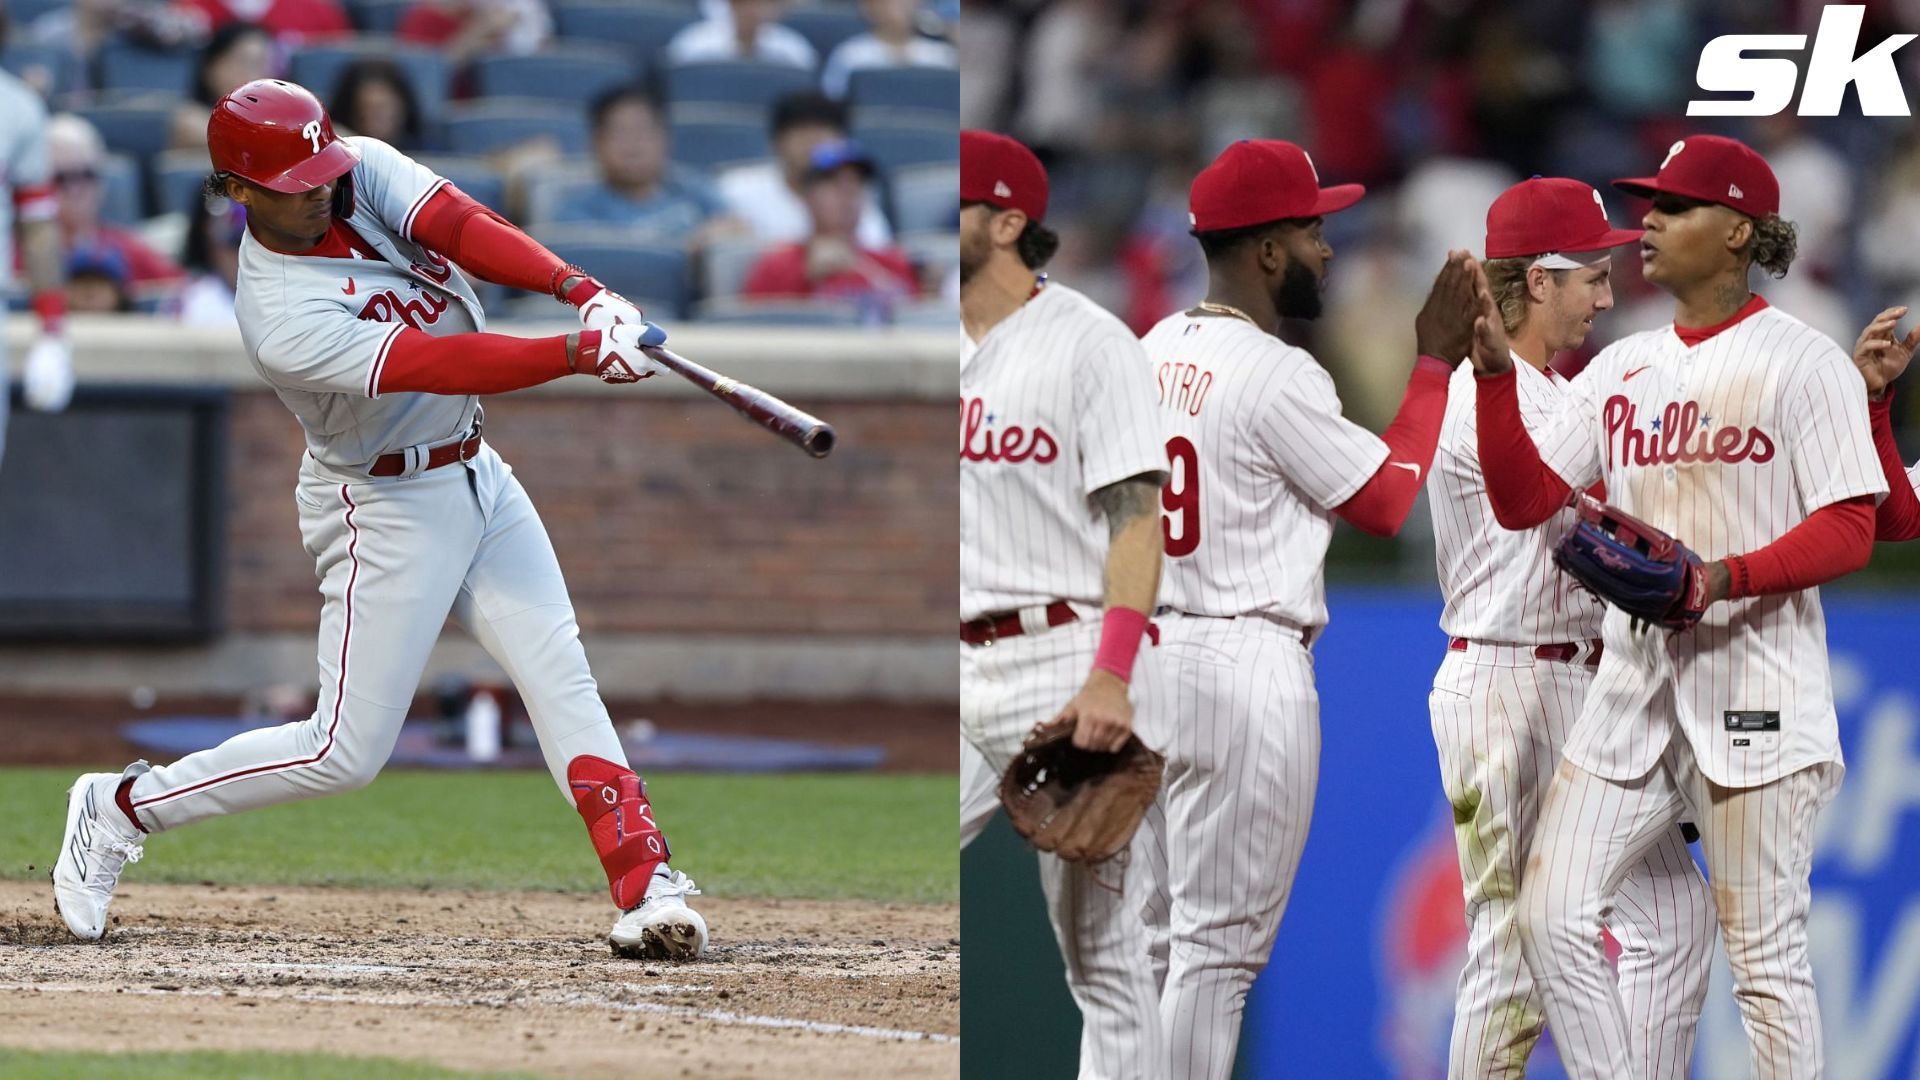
left=960, top=396, right=1058, bottom=464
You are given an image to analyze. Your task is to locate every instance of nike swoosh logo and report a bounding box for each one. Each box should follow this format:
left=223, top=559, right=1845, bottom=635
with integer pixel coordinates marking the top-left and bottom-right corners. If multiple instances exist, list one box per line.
left=1388, top=461, right=1422, bottom=480
left=1623, top=365, right=1651, bottom=381
left=342, top=278, right=356, bottom=295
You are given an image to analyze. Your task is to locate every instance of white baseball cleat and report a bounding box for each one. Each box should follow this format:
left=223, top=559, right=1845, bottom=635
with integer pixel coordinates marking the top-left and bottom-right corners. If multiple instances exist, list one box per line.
left=52, top=763, right=149, bottom=941
left=609, top=866, right=707, bottom=961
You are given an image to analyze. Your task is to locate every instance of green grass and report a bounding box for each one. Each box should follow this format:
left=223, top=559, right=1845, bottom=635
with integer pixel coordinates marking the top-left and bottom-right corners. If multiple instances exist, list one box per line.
left=0, top=1049, right=541, bottom=1079
left=0, top=768, right=956, bottom=905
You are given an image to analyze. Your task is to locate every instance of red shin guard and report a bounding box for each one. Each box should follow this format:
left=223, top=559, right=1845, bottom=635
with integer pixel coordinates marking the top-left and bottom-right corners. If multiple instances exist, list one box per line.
left=568, top=755, right=669, bottom=909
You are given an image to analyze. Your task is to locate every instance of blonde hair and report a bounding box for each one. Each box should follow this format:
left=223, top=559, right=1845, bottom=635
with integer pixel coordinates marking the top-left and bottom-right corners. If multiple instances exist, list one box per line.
left=1483, top=257, right=1567, bottom=334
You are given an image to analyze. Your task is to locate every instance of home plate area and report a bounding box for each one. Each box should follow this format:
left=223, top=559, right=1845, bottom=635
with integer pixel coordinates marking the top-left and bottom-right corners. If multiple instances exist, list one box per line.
left=0, top=881, right=958, bottom=1078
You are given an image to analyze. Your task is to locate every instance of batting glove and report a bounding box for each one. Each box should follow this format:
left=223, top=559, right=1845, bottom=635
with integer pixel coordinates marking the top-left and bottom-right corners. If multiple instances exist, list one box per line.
left=573, top=322, right=668, bottom=384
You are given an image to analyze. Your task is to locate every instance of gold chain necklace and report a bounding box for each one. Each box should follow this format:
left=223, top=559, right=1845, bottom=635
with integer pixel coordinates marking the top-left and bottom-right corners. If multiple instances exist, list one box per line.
left=1194, top=301, right=1261, bottom=327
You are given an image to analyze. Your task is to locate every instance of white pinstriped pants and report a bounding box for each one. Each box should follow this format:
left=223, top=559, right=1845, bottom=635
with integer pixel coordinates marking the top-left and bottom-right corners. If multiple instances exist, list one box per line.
left=1431, top=645, right=1715, bottom=1079
left=959, top=734, right=999, bottom=850
left=1136, top=612, right=1318, bottom=1080
left=960, top=615, right=1169, bottom=1080
left=125, top=445, right=627, bottom=831
left=1518, top=724, right=1839, bottom=1079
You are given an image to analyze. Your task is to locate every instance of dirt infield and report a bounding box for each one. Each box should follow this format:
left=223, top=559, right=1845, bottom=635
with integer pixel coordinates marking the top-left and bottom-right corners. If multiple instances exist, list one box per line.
left=0, top=881, right=957, bottom=1078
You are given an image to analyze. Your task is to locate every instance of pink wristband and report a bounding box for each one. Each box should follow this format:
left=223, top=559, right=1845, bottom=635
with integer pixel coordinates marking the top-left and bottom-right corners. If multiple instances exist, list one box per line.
left=1092, top=606, right=1149, bottom=683
left=1413, top=354, right=1453, bottom=378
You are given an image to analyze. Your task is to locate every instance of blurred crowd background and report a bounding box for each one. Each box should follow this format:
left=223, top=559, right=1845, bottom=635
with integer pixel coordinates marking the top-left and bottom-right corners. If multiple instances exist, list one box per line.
left=962, top=0, right=1920, bottom=577
left=0, top=0, right=959, bottom=326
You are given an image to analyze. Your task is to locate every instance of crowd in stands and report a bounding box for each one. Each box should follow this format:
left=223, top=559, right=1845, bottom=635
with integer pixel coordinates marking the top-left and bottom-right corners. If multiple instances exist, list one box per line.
left=1, top=0, right=959, bottom=327
left=961, top=0, right=1920, bottom=440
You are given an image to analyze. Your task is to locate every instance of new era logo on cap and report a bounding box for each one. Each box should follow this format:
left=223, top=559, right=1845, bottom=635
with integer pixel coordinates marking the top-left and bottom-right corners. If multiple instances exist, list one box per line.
left=1729, top=184, right=1743, bottom=198
left=961, top=130, right=1049, bottom=222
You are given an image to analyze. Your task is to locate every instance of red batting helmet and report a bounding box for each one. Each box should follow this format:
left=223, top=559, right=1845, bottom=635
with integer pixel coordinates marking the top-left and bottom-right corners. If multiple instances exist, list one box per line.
left=208, top=79, right=360, bottom=193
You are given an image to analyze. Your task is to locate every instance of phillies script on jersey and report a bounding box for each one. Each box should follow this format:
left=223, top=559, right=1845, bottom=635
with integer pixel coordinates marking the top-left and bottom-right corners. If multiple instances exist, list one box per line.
left=960, top=396, right=1059, bottom=464
left=1603, top=396, right=1777, bottom=466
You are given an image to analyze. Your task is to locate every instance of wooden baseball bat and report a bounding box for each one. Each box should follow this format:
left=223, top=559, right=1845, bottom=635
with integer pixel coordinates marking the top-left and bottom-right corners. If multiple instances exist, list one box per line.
left=640, top=345, right=836, bottom=458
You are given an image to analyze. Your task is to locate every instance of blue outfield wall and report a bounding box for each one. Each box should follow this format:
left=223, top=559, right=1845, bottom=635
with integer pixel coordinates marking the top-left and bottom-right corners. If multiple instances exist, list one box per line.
left=1242, top=587, right=1920, bottom=1079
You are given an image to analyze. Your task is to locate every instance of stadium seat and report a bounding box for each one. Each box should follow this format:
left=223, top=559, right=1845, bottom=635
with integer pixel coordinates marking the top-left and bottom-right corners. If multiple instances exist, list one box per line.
left=664, top=62, right=813, bottom=111
left=694, top=296, right=862, bottom=326
left=444, top=100, right=591, bottom=156
left=850, top=125, right=957, bottom=174
left=701, top=234, right=772, bottom=300
left=345, top=0, right=413, bottom=33
left=288, top=40, right=450, bottom=126
left=887, top=161, right=958, bottom=233
left=780, top=8, right=870, bottom=60
left=97, top=153, right=142, bottom=227
left=847, top=67, right=958, bottom=115
left=74, top=103, right=176, bottom=162
left=530, top=229, right=691, bottom=317
left=668, top=117, right=770, bottom=170
left=5, top=0, right=64, bottom=27
left=520, top=159, right=601, bottom=226
left=0, top=43, right=73, bottom=98
left=473, top=47, right=640, bottom=109
left=96, top=42, right=195, bottom=97
left=153, top=150, right=214, bottom=217
left=412, top=155, right=509, bottom=217
left=552, top=2, right=701, bottom=57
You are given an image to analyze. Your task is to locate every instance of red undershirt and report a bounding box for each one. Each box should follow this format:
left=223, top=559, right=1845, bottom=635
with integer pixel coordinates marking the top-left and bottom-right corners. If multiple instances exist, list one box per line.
left=1477, top=293, right=1871, bottom=599
left=1331, top=356, right=1454, bottom=537
left=1868, top=391, right=1920, bottom=540
left=253, top=188, right=599, bottom=395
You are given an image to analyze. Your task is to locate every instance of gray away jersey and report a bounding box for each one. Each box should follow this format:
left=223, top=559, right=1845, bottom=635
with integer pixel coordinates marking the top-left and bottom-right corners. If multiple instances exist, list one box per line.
left=234, top=137, right=490, bottom=481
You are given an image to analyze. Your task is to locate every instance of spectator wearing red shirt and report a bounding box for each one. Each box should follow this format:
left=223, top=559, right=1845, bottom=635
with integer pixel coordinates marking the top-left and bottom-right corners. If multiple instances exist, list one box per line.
left=47, top=114, right=184, bottom=290
left=399, top=0, right=552, bottom=68
left=742, top=141, right=919, bottom=319
left=175, top=0, right=351, bottom=42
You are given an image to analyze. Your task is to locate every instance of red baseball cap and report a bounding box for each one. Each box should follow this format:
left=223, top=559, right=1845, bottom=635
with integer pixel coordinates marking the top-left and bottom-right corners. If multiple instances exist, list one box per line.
left=961, top=130, right=1048, bottom=223
left=1484, top=177, right=1642, bottom=261
left=1613, top=135, right=1779, bottom=219
left=1188, top=139, right=1364, bottom=233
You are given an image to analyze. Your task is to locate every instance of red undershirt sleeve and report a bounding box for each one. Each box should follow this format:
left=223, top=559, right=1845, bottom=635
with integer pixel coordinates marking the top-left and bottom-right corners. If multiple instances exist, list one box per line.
left=1724, top=496, right=1875, bottom=598
left=1332, top=356, right=1452, bottom=537
left=1475, top=366, right=1575, bottom=530
left=375, top=328, right=588, bottom=396
left=408, top=184, right=571, bottom=296
left=1867, top=393, right=1920, bottom=541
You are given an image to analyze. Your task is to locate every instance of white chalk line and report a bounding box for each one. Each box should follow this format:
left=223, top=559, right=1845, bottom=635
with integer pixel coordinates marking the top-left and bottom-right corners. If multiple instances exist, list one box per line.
left=0, top=983, right=957, bottom=1045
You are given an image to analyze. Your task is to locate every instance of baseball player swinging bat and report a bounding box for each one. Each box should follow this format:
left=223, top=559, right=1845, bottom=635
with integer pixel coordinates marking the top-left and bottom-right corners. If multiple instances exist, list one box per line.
left=640, top=344, right=835, bottom=458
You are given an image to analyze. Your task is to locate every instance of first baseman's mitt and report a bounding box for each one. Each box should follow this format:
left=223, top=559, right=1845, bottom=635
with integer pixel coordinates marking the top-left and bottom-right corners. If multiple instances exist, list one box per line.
left=998, top=717, right=1165, bottom=863
left=1552, top=495, right=1710, bottom=631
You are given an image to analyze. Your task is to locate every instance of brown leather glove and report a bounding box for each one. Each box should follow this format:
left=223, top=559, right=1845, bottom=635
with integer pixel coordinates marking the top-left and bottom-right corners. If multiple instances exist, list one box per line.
left=998, top=716, right=1165, bottom=862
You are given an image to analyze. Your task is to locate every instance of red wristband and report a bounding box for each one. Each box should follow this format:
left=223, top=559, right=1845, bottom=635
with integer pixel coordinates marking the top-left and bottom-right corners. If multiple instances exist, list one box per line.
left=32, top=289, right=65, bottom=333
left=549, top=263, right=590, bottom=303
left=1092, top=606, right=1149, bottom=683
left=1413, top=355, right=1453, bottom=378
left=1724, top=555, right=1751, bottom=600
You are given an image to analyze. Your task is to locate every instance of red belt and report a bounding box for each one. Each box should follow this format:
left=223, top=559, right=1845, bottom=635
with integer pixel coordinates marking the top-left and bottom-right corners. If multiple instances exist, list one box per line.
left=1449, top=637, right=1604, bottom=666
left=369, top=433, right=482, bottom=477
left=961, top=601, right=1078, bottom=645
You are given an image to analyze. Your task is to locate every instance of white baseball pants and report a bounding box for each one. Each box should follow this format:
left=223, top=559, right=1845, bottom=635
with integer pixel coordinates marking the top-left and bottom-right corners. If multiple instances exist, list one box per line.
left=1518, top=722, right=1838, bottom=1079
left=1432, top=644, right=1716, bottom=1079
left=1138, top=612, right=1318, bottom=1080
left=126, top=445, right=628, bottom=831
left=960, top=613, right=1169, bottom=1080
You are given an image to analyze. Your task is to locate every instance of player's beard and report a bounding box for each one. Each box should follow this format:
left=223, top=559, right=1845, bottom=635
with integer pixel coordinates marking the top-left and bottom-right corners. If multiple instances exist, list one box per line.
left=1274, top=259, right=1323, bottom=320
left=958, top=226, right=991, bottom=286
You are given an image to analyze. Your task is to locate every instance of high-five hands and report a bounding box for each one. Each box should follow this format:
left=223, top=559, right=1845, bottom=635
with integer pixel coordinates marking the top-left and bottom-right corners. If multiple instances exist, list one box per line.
left=1465, top=259, right=1513, bottom=377
left=1413, top=250, right=1480, bottom=366
left=1853, top=305, right=1920, bottom=400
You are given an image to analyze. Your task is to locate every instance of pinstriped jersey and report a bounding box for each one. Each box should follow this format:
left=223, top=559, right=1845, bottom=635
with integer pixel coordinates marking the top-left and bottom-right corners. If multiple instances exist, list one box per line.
left=234, top=136, right=486, bottom=481
left=1528, top=301, right=1885, bottom=786
left=1431, top=355, right=1603, bottom=643
left=1138, top=313, right=1390, bottom=626
left=960, top=282, right=1167, bottom=622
